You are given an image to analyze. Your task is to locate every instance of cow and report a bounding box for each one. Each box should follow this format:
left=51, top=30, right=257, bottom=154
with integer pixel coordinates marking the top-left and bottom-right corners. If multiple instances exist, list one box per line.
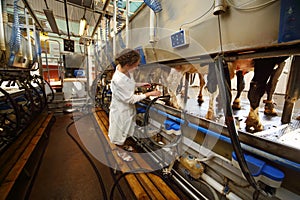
left=165, top=64, right=207, bottom=108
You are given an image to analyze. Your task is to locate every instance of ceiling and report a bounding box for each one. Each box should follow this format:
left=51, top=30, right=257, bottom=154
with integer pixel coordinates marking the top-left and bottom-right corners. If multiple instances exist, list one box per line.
left=12, top=0, right=143, bottom=39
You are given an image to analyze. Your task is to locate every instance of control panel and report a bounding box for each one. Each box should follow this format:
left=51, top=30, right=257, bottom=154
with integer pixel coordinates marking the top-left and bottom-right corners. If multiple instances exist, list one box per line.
left=170, top=29, right=189, bottom=48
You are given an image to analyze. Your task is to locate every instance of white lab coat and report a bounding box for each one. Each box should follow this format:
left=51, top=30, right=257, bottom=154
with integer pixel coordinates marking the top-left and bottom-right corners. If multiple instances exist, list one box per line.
left=108, top=67, right=146, bottom=145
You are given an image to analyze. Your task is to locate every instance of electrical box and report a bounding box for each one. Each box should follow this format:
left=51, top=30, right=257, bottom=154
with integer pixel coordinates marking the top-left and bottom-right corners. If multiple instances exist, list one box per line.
left=278, top=0, right=300, bottom=43
left=170, top=29, right=189, bottom=48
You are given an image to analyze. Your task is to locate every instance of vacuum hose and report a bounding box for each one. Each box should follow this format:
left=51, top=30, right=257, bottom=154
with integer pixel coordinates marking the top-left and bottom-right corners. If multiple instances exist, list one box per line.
left=215, top=56, right=261, bottom=199
left=9, top=0, right=21, bottom=66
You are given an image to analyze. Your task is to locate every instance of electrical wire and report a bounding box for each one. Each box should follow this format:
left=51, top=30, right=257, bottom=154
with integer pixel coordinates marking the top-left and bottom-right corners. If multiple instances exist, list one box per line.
left=66, top=113, right=108, bottom=200
left=179, top=1, right=214, bottom=29
left=226, top=0, right=278, bottom=11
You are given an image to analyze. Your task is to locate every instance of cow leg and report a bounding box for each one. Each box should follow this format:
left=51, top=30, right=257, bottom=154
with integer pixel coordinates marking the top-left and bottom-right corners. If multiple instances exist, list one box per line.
left=215, top=62, right=231, bottom=112
left=190, top=73, right=196, bottom=85
left=169, top=89, right=181, bottom=109
left=206, top=90, right=218, bottom=120
left=197, top=73, right=205, bottom=105
left=246, top=58, right=278, bottom=132
left=264, top=61, right=286, bottom=116
left=205, top=63, right=218, bottom=120
left=232, top=70, right=245, bottom=110
left=246, top=81, right=265, bottom=132
left=176, top=76, right=184, bottom=95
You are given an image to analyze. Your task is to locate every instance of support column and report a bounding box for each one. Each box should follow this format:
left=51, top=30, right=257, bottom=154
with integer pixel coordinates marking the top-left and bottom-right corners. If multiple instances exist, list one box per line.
left=282, top=56, right=300, bottom=123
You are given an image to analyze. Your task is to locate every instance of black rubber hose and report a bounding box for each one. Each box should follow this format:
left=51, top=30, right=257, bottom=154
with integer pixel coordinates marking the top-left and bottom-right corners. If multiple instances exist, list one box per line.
left=214, top=56, right=261, bottom=199
left=0, top=87, right=21, bottom=133
left=32, top=75, right=50, bottom=107
left=43, top=78, right=55, bottom=103
left=66, top=113, right=108, bottom=200
left=143, top=95, right=170, bottom=126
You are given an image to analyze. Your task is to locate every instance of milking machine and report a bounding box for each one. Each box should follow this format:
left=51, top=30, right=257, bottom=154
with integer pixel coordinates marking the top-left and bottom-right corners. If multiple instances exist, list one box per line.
left=0, top=1, right=50, bottom=152
left=0, top=72, right=49, bottom=152
left=94, top=70, right=114, bottom=114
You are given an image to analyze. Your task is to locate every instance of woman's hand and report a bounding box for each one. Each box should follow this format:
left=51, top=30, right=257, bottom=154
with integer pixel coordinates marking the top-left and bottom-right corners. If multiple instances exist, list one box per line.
left=146, top=90, right=161, bottom=97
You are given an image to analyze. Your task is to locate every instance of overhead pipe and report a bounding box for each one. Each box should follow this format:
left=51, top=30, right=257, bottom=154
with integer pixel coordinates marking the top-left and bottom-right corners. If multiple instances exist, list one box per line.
left=63, top=0, right=70, bottom=39
left=25, top=8, right=33, bottom=62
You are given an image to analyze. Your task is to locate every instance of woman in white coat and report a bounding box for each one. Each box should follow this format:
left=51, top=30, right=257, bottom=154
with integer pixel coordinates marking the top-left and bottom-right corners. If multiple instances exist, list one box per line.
left=108, top=48, right=161, bottom=161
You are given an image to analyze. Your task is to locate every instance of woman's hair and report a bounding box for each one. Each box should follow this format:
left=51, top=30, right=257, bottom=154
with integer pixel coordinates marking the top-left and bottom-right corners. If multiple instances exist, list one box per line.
left=115, top=48, right=140, bottom=67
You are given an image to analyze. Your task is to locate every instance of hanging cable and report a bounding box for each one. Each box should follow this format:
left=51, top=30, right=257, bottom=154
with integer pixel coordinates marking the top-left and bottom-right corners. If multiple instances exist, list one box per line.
left=179, top=1, right=214, bottom=29
left=227, top=0, right=278, bottom=11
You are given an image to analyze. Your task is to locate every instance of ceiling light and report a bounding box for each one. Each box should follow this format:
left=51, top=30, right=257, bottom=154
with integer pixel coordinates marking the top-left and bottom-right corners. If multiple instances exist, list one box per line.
left=79, top=17, right=87, bottom=36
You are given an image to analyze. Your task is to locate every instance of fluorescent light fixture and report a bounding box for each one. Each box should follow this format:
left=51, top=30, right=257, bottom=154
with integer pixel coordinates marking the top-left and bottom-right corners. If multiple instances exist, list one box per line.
left=79, top=17, right=87, bottom=36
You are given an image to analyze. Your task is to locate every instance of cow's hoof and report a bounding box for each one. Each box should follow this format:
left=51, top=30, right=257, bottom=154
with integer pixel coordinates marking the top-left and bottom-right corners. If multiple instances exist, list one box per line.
left=232, top=99, right=241, bottom=110
left=205, top=110, right=214, bottom=120
left=245, top=117, right=263, bottom=133
left=264, top=109, right=277, bottom=116
left=264, top=102, right=278, bottom=116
